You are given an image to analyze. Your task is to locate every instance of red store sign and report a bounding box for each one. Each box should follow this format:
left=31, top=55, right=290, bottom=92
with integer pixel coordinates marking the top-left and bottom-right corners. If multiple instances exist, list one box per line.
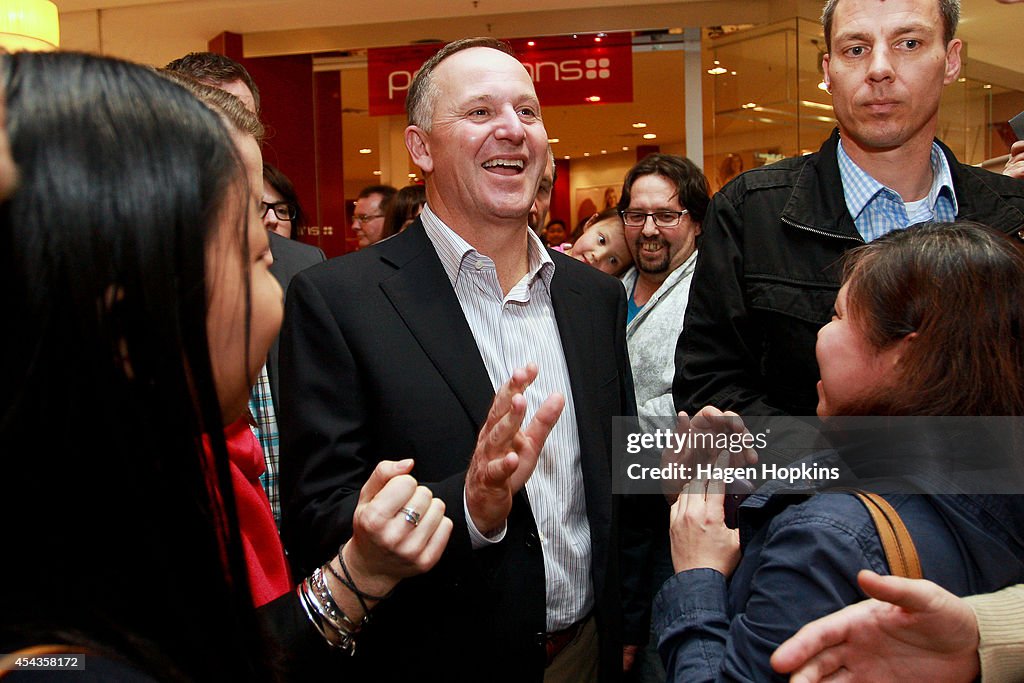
left=367, top=33, right=634, bottom=116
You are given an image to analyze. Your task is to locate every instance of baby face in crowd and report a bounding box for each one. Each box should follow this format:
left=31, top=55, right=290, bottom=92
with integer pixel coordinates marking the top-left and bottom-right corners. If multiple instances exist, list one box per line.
left=570, top=215, right=632, bottom=277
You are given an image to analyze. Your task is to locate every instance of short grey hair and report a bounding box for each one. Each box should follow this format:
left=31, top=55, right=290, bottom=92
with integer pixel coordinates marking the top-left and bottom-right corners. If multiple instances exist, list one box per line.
left=821, top=0, right=960, bottom=51
left=405, top=37, right=515, bottom=131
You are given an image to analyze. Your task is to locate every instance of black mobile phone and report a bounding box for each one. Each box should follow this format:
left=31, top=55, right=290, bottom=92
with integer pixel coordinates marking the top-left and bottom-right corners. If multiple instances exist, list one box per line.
left=724, top=478, right=756, bottom=529
left=1010, top=110, right=1024, bottom=141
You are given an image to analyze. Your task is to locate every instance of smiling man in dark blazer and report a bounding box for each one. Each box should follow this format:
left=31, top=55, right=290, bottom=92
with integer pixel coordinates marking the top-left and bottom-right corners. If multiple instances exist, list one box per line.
left=278, top=37, right=635, bottom=682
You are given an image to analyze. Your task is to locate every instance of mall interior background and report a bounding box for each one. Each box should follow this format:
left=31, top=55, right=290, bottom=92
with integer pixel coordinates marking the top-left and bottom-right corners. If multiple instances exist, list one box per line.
left=53, top=0, right=1024, bottom=257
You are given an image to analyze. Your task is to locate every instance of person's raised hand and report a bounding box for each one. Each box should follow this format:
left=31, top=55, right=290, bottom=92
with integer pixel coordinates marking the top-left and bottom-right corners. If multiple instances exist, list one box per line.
left=669, top=476, right=741, bottom=576
left=659, top=406, right=759, bottom=500
left=465, top=364, right=564, bottom=534
left=771, top=570, right=981, bottom=683
left=342, top=458, right=454, bottom=598
left=1004, top=139, right=1024, bottom=180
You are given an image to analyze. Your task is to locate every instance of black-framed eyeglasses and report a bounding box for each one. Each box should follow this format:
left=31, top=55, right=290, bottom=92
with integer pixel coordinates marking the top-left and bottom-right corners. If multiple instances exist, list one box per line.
left=619, top=209, right=689, bottom=228
left=261, top=201, right=297, bottom=221
left=353, top=213, right=385, bottom=223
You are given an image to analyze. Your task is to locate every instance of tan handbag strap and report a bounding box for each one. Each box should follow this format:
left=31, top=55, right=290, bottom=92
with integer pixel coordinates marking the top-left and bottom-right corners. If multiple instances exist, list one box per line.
left=847, top=489, right=923, bottom=579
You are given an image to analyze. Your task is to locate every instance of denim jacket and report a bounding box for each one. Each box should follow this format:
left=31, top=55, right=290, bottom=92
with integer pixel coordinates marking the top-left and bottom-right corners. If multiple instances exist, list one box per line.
left=654, top=485, right=1024, bottom=682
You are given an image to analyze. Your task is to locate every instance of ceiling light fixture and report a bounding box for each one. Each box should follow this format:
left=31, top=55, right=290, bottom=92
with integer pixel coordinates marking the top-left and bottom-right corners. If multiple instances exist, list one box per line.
left=642, top=133, right=657, bottom=140
left=359, top=148, right=372, bottom=154
left=0, top=0, right=59, bottom=51
left=800, top=100, right=834, bottom=111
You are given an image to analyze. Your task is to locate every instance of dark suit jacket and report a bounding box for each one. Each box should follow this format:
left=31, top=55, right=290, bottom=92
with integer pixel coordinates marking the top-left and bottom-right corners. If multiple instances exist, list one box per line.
left=267, top=231, right=325, bottom=414
left=278, top=220, right=635, bottom=682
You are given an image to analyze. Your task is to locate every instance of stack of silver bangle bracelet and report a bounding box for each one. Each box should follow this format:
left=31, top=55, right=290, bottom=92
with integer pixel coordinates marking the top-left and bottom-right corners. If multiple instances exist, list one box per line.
left=296, top=562, right=369, bottom=654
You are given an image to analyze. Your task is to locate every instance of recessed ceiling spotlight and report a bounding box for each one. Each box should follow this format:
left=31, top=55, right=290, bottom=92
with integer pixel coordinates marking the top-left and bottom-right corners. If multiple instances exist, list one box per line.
left=372, top=170, right=382, bottom=176
left=707, top=67, right=728, bottom=75
left=632, top=122, right=647, bottom=129
left=548, top=138, right=560, bottom=143
left=584, top=152, right=591, bottom=157
left=642, top=133, right=657, bottom=140
left=359, top=148, right=372, bottom=154
left=585, top=95, right=601, bottom=103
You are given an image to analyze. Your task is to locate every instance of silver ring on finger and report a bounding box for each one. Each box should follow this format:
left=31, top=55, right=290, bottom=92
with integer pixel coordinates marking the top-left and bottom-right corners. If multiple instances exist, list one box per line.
left=399, top=506, right=421, bottom=527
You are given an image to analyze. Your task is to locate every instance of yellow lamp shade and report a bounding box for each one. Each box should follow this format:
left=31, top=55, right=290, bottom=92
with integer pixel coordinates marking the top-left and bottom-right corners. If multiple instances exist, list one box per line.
left=0, top=0, right=60, bottom=52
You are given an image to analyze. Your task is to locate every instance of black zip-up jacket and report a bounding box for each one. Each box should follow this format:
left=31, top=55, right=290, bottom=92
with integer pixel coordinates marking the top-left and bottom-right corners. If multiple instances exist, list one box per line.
left=673, top=128, right=1024, bottom=417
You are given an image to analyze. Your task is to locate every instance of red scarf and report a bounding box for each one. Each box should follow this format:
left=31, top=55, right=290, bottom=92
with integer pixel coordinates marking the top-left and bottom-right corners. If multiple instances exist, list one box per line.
left=214, top=418, right=293, bottom=607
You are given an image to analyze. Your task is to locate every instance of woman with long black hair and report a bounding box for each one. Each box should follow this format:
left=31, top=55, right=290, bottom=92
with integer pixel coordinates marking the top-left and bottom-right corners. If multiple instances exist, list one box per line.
left=0, top=51, right=450, bottom=681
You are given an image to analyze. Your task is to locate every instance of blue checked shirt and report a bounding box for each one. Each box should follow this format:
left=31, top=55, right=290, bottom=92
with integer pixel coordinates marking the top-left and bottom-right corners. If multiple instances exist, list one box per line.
left=248, top=363, right=281, bottom=528
left=837, top=139, right=958, bottom=242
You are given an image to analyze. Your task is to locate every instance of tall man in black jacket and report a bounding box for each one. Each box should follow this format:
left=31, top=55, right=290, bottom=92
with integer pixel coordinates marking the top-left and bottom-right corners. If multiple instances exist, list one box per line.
left=674, top=0, right=1024, bottom=419
left=279, top=37, right=635, bottom=682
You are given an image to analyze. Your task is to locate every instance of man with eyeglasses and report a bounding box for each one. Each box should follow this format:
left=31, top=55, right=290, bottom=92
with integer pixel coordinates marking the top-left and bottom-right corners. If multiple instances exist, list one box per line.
left=351, top=184, right=397, bottom=248
left=615, top=153, right=710, bottom=682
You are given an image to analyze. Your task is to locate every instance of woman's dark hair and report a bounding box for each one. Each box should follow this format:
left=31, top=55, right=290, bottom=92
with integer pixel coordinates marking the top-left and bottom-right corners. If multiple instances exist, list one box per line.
left=840, top=221, right=1024, bottom=416
left=0, top=51, right=269, bottom=679
left=263, top=162, right=306, bottom=238
left=382, top=183, right=426, bottom=239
